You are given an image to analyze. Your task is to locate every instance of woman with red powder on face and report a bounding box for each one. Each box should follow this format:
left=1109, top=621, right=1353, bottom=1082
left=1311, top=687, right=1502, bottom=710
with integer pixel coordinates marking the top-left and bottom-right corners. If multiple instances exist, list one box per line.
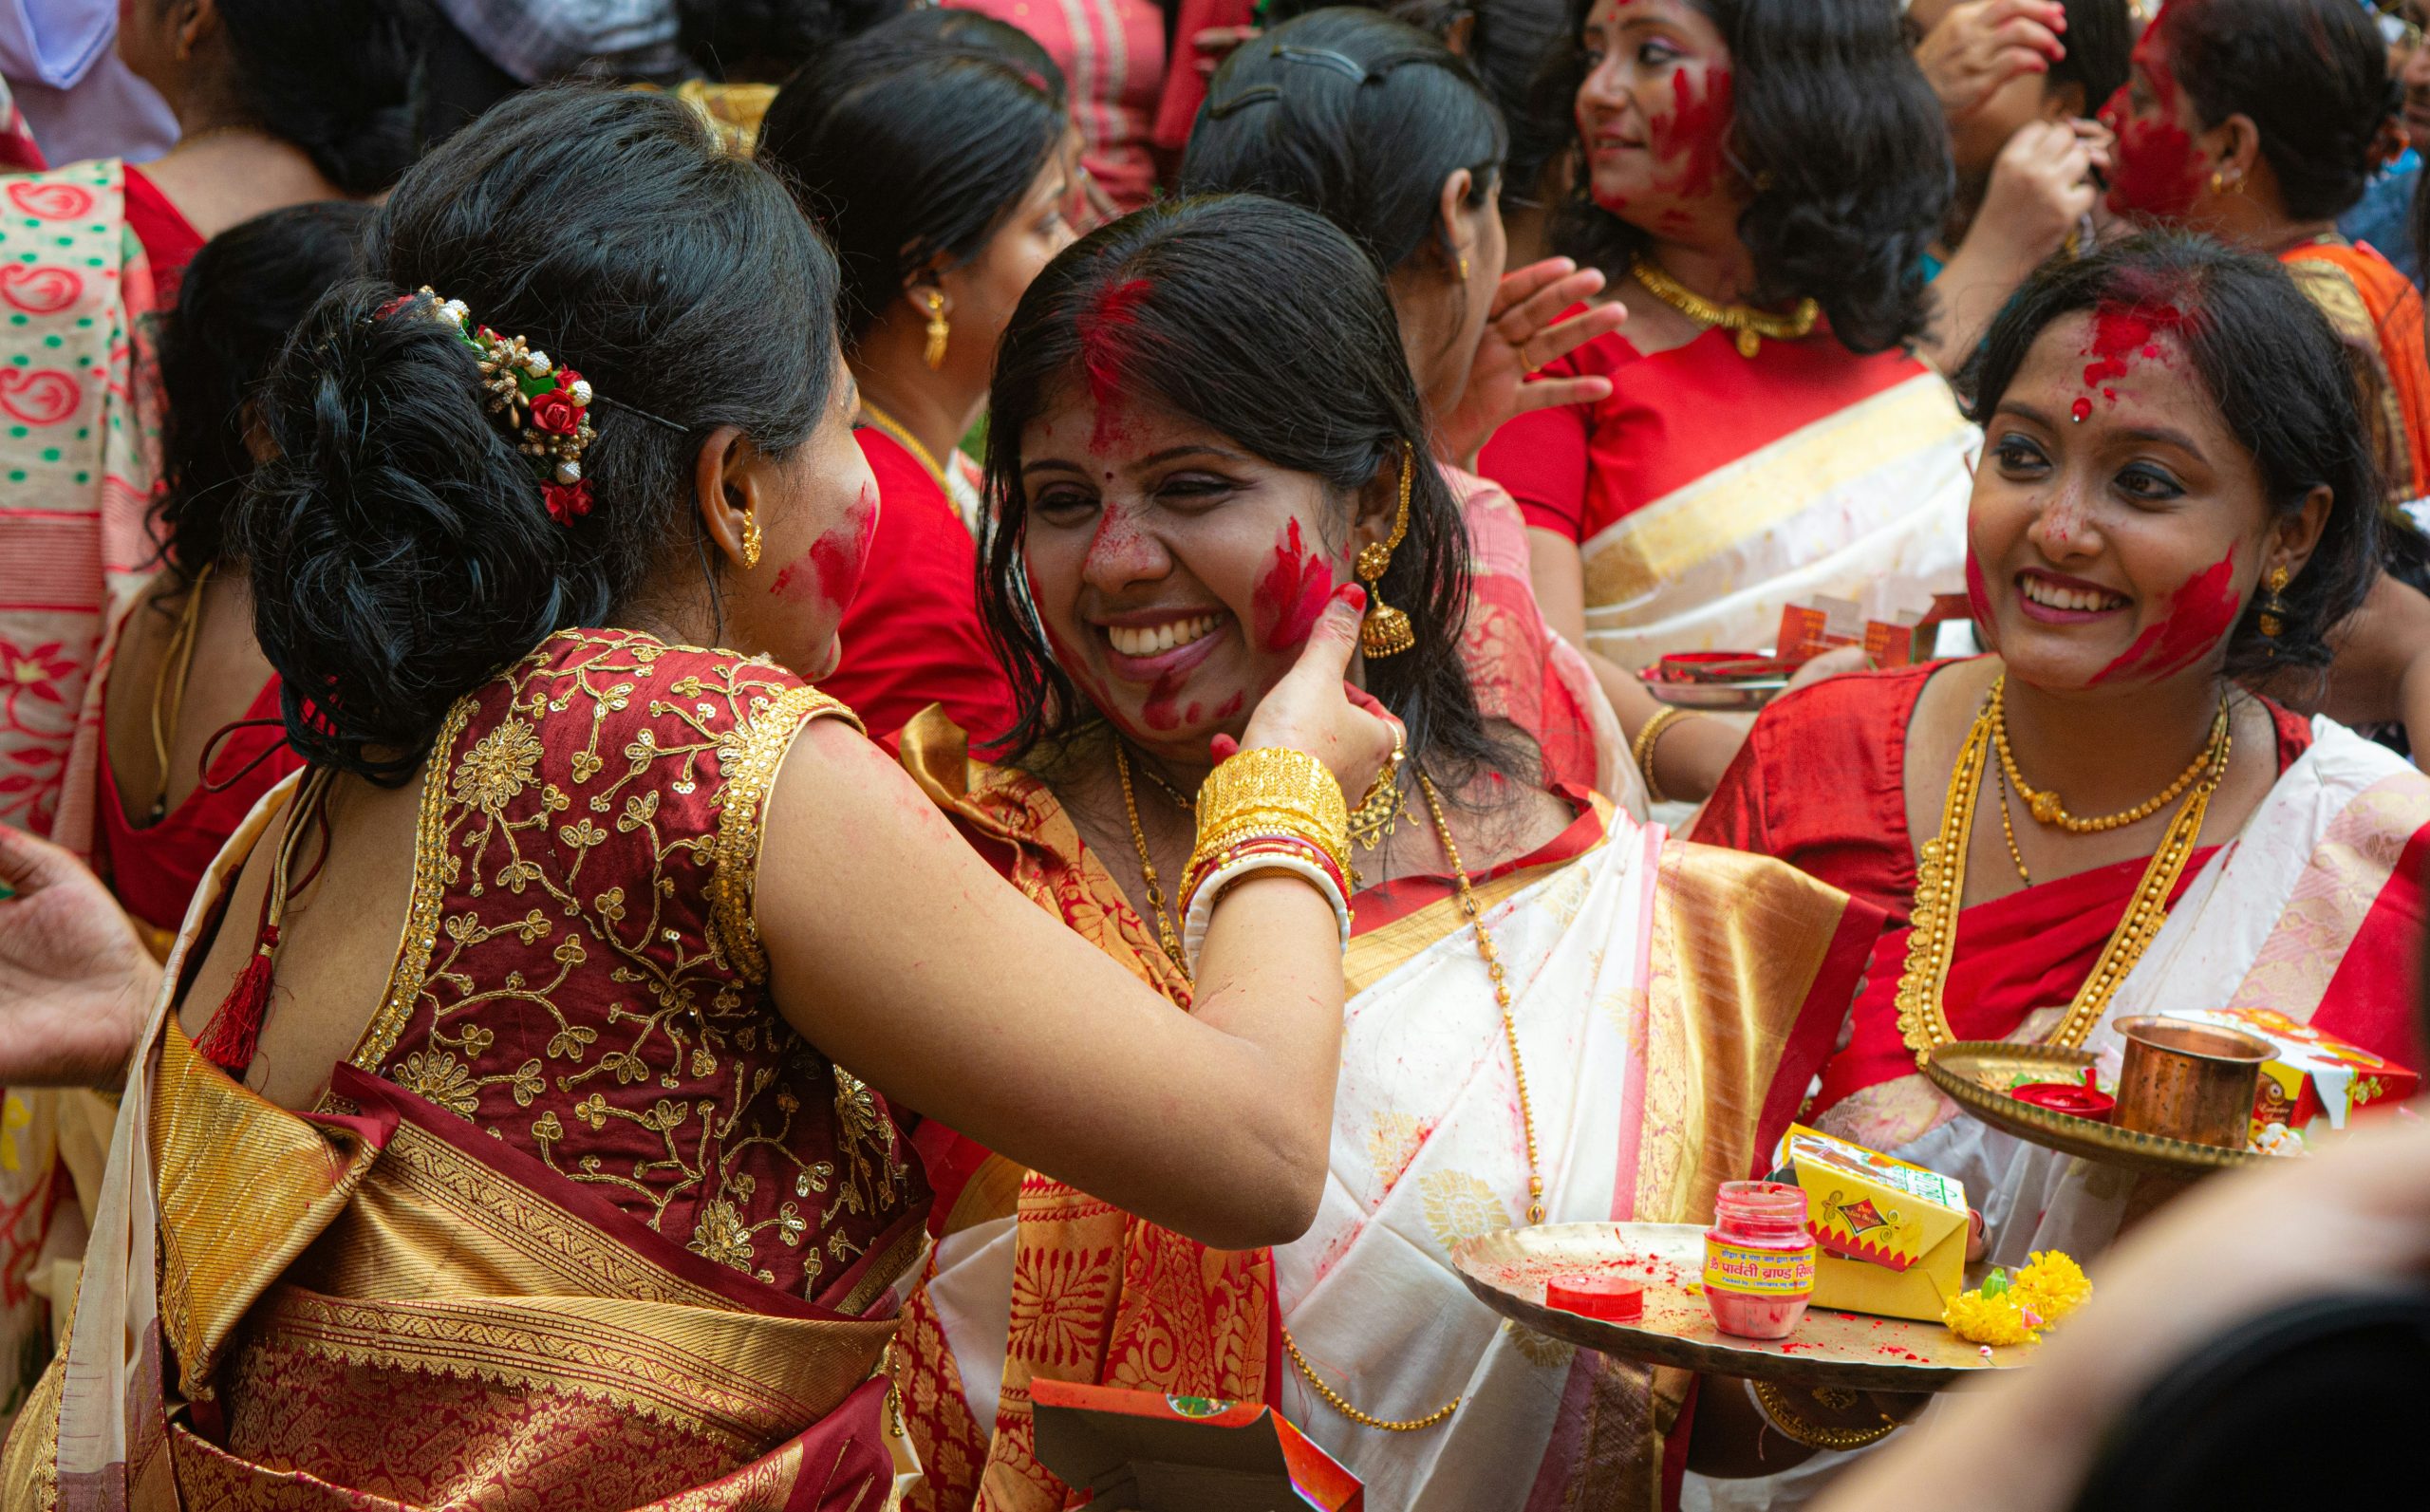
left=1701, top=232, right=2427, bottom=1297
left=758, top=10, right=1087, bottom=740
left=2103, top=0, right=2430, bottom=500
left=888, top=196, right=1887, bottom=1512
left=1177, top=8, right=1639, bottom=802
left=1478, top=0, right=1980, bottom=806
left=1691, top=232, right=2430, bottom=1503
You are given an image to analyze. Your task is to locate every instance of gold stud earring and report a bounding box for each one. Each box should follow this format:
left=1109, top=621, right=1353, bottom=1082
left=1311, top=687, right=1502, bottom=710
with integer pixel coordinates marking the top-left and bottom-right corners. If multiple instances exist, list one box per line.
left=1457, top=254, right=1469, bottom=282
left=1356, top=443, right=1417, bottom=659
left=740, top=510, right=763, bottom=570
left=922, top=289, right=950, bottom=371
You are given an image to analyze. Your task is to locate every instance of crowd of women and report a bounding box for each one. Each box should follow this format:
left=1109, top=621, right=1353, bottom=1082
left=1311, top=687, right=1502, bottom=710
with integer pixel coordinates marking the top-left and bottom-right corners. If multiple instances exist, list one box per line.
left=0, top=0, right=2425, bottom=1508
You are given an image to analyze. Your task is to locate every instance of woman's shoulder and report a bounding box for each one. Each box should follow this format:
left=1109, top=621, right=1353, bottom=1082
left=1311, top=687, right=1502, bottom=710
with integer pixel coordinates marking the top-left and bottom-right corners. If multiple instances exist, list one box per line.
left=1748, top=659, right=1942, bottom=753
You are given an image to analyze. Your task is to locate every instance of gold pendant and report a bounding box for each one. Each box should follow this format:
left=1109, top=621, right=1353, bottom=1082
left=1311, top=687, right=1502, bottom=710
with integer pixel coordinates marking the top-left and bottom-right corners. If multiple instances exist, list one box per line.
left=1734, top=328, right=1762, bottom=359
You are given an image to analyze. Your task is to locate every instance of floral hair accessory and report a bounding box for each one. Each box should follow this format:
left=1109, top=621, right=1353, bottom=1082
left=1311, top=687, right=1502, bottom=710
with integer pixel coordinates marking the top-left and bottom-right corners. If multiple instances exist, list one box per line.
left=383, top=287, right=600, bottom=525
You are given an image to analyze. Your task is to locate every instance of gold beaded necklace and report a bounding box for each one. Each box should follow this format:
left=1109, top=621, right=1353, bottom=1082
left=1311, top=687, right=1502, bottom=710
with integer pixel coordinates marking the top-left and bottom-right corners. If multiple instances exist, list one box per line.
left=1115, top=760, right=1543, bottom=1432
left=1630, top=255, right=1819, bottom=359
left=1992, top=682, right=2229, bottom=832
left=1114, top=743, right=1188, bottom=973
left=1895, top=677, right=2230, bottom=1069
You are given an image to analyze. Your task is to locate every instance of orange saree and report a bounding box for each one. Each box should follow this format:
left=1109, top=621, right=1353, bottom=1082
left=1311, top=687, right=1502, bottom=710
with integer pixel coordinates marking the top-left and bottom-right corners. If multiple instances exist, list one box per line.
left=2283, top=237, right=2430, bottom=501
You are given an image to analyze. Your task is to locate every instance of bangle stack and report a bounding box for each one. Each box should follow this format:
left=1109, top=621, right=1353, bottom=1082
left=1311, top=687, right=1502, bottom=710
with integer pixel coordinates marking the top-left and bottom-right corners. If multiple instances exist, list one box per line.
left=1178, top=745, right=1354, bottom=972
left=1632, top=706, right=1706, bottom=806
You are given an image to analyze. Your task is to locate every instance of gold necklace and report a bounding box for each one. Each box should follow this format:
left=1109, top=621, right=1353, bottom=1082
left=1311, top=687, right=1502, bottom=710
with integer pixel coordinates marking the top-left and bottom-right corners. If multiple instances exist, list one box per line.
left=1114, top=743, right=1188, bottom=973
left=1993, top=682, right=2228, bottom=832
left=1630, top=255, right=1818, bottom=358
left=146, top=563, right=215, bottom=824
left=1127, top=757, right=1544, bottom=1431
left=1895, top=677, right=2230, bottom=1069
left=1994, top=766, right=2032, bottom=887
left=857, top=400, right=952, bottom=494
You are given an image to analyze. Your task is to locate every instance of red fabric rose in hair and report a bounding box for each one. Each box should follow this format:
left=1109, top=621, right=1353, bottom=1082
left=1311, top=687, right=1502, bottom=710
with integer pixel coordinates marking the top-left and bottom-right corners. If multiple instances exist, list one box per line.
left=529, top=383, right=583, bottom=436
left=543, top=480, right=593, bottom=525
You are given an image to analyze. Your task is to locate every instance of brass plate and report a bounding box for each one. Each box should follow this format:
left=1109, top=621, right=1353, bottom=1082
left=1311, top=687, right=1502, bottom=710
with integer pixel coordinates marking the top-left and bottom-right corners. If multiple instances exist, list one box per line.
left=1925, top=1042, right=2261, bottom=1177
left=1449, top=1222, right=2033, bottom=1391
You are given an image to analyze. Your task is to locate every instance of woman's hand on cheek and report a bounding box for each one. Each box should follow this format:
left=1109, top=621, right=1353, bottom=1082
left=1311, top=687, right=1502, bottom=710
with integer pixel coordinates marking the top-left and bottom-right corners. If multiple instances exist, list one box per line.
left=1230, top=585, right=1401, bottom=791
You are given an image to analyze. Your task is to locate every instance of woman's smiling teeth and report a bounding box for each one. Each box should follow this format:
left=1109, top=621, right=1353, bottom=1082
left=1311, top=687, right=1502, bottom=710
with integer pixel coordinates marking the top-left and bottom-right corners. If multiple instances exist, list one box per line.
left=2020, top=575, right=2127, bottom=613
left=1106, top=613, right=1222, bottom=658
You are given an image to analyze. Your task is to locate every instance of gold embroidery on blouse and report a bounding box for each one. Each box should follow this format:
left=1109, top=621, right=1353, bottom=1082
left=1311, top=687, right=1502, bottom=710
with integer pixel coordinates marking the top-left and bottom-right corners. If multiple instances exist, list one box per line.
left=706, top=682, right=862, bottom=984
left=342, top=629, right=907, bottom=1293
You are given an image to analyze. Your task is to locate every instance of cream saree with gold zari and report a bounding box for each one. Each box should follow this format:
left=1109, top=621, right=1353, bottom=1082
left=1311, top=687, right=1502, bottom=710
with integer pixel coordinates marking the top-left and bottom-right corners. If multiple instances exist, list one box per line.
left=889, top=713, right=1879, bottom=1512
left=0, top=777, right=908, bottom=1512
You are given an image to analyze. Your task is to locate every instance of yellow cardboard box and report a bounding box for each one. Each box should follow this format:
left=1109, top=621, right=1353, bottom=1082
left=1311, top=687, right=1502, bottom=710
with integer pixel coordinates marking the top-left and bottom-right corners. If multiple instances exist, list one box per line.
left=1770, top=1125, right=1968, bottom=1323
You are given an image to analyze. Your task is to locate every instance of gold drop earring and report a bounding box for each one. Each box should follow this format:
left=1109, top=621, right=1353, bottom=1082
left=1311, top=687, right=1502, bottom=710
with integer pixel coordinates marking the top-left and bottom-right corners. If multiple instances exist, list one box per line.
left=922, top=289, right=950, bottom=371
left=1356, top=443, right=1417, bottom=659
left=2257, top=564, right=2291, bottom=644
left=740, top=509, right=763, bottom=570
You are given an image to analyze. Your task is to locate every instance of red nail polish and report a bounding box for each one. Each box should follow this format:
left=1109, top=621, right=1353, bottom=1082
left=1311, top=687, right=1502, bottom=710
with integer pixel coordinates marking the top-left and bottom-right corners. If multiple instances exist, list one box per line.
left=1341, top=584, right=1368, bottom=612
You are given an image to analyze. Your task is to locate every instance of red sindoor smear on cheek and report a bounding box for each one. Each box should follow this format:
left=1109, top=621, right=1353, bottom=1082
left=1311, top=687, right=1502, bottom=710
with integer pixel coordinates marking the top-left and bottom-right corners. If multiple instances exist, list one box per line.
left=771, top=483, right=880, bottom=609
left=2092, top=545, right=2240, bottom=684
left=1965, top=551, right=1994, bottom=628
left=1654, top=67, right=1733, bottom=196
left=1254, top=518, right=1336, bottom=652
left=2103, top=9, right=2207, bottom=220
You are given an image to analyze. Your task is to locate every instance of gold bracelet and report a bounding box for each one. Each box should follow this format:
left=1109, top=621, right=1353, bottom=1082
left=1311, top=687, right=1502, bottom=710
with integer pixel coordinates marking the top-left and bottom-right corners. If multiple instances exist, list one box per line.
left=1749, top=1380, right=1899, bottom=1453
left=1631, top=706, right=1703, bottom=806
left=1190, top=746, right=1350, bottom=881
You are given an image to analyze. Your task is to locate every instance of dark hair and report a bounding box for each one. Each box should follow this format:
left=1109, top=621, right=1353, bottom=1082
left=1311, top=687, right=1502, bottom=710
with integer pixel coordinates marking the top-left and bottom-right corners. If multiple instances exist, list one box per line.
left=155, top=201, right=373, bottom=587
left=757, top=9, right=1069, bottom=346
left=981, top=195, right=1503, bottom=784
left=2162, top=0, right=2396, bottom=222
left=2047, top=0, right=2134, bottom=120
left=1545, top=0, right=1951, bottom=353
left=1959, top=233, right=2381, bottom=680
left=677, top=0, right=913, bottom=81
left=215, top=0, right=430, bottom=196
left=1180, top=8, right=1506, bottom=278
left=240, top=86, right=841, bottom=782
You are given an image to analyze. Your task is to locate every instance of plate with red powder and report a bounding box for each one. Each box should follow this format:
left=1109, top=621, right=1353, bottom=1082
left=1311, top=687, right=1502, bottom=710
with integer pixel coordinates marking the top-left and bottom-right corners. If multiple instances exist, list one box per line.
left=1449, top=1222, right=2037, bottom=1391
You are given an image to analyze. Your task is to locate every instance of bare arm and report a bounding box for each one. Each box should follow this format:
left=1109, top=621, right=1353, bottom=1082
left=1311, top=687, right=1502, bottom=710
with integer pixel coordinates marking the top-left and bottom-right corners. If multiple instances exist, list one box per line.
left=1920, top=121, right=2107, bottom=375
left=2304, top=572, right=2430, bottom=759
left=756, top=590, right=1387, bottom=1252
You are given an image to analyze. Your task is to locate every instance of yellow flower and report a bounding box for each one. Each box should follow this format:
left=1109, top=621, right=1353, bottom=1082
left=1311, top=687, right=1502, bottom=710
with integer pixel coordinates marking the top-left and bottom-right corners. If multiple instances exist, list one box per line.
left=2010, top=1250, right=2092, bottom=1323
left=1942, top=1289, right=2039, bottom=1347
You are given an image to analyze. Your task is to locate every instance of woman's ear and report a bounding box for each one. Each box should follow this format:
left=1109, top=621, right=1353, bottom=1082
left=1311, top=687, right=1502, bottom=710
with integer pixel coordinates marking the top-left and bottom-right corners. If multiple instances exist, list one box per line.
left=2274, top=484, right=2335, bottom=581
left=1436, top=167, right=1476, bottom=275
left=1349, top=446, right=1409, bottom=553
left=174, top=0, right=221, bottom=63
left=2043, top=81, right=2086, bottom=122
left=2215, top=113, right=2264, bottom=188
left=693, top=424, right=772, bottom=574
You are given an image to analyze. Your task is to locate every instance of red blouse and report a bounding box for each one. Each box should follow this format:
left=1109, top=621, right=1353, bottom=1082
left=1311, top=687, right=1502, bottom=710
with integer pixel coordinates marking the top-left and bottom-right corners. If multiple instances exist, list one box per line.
left=1691, top=660, right=2314, bottom=926
left=92, top=669, right=300, bottom=943
left=346, top=628, right=930, bottom=1305
left=1478, top=319, right=1938, bottom=545
left=121, top=165, right=203, bottom=307
left=814, top=428, right=1015, bottom=743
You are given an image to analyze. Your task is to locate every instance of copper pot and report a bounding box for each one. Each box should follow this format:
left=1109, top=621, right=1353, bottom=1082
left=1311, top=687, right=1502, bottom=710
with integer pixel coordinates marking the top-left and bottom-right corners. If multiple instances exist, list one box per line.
left=2112, top=1017, right=2272, bottom=1150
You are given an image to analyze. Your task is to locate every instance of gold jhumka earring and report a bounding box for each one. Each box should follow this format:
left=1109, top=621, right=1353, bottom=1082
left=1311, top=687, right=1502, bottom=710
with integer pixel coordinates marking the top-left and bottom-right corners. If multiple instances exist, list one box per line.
left=1356, top=444, right=1417, bottom=659
left=921, top=289, right=950, bottom=370
left=2257, top=565, right=2292, bottom=644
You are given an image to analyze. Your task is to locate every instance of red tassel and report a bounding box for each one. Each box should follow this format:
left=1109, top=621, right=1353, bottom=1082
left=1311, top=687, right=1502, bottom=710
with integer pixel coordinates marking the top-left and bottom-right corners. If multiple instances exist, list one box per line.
left=194, top=924, right=278, bottom=1075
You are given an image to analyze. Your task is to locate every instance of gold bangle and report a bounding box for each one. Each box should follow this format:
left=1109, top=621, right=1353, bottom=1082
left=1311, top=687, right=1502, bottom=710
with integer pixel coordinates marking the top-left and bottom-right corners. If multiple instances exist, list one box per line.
left=1749, top=1380, right=1899, bottom=1453
left=1190, top=746, right=1350, bottom=881
left=1631, top=706, right=1702, bottom=806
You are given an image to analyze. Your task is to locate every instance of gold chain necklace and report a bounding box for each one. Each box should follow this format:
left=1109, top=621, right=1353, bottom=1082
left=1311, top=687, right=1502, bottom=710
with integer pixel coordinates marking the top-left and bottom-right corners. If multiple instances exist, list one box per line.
left=1118, top=761, right=1543, bottom=1432
left=1895, top=677, right=2230, bottom=1069
left=146, top=563, right=216, bottom=824
left=1993, top=682, right=2228, bottom=832
left=1630, top=255, right=1818, bottom=358
left=856, top=400, right=952, bottom=495
left=1113, top=743, right=1188, bottom=973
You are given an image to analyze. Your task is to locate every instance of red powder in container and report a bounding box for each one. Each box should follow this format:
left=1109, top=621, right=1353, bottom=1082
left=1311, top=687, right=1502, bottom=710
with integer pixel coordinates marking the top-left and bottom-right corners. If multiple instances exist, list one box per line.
left=1547, top=1275, right=1646, bottom=1322
left=1703, top=1180, right=1815, bottom=1340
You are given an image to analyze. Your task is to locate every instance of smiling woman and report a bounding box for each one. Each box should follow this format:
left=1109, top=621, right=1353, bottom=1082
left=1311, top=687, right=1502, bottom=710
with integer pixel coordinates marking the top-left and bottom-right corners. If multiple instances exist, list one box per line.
left=888, top=195, right=1888, bottom=1512
left=1698, top=231, right=2428, bottom=1271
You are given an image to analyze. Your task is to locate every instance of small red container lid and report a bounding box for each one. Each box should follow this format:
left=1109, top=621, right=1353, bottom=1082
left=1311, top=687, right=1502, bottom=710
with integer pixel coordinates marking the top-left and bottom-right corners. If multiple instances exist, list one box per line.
left=2010, top=1082, right=2117, bottom=1122
left=1546, top=1275, right=1646, bottom=1322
